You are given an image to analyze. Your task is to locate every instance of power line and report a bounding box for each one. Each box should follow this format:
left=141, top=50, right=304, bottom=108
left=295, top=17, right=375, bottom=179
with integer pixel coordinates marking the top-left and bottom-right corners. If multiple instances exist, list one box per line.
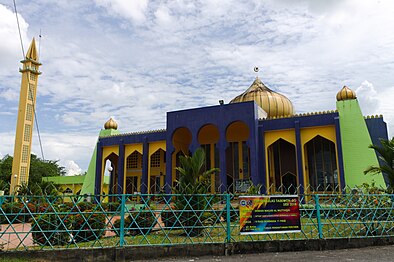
left=13, top=0, right=24, bottom=58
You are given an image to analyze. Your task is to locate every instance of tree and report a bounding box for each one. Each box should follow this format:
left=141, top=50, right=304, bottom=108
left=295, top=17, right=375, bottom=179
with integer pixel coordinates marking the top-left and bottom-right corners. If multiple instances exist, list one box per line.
left=174, top=148, right=219, bottom=194
left=364, top=137, right=394, bottom=192
left=172, top=148, right=219, bottom=236
left=0, top=154, right=65, bottom=195
left=0, top=155, right=13, bottom=193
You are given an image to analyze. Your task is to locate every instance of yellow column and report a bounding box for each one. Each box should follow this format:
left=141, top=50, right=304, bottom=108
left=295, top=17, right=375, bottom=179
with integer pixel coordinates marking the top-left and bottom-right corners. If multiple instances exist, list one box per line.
left=10, top=38, right=42, bottom=195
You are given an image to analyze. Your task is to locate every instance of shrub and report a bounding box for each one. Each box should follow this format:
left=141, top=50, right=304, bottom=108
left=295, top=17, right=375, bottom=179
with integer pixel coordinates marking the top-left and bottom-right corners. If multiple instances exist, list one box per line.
left=0, top=202, right=28, bottom=223
left=161, top=210, right=181, bottom=228
left=103, top=202, right=120, bottom=212
left=31, top=213, right=71, bottom=246
left=32, top=203, right=107, bottom=245
left=37, top=203, right=55, bottom=213
left=76, top=201, right=94, bottom=212
left=114, top=209, right=157, bottom=236
left=221, top=206, right=239, bottom=223
left=70, top=210, right=106, bottom=243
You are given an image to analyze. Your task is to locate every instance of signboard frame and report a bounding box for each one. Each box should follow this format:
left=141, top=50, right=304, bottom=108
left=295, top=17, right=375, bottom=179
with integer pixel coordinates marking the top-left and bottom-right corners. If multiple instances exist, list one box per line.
left=239, top=195, right=301, bottom=235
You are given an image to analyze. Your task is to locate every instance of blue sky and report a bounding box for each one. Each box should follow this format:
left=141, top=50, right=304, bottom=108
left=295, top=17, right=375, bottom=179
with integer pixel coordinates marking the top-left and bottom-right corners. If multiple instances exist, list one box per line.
left=1, top=0, right=393, bottom=175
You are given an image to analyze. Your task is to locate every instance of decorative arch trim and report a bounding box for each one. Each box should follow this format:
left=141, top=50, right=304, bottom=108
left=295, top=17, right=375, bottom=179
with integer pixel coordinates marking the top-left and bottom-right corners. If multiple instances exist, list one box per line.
left=125, top=144, right=143, bottom=157
left=300, top=126, right=336, bottom=146
left=264, top=129, right=296, bottom=148
left=102, top=146, right=119, bottom=161
left=226, top=120, right=250, bottom=142
left=197, top=123, right=220, bottom=144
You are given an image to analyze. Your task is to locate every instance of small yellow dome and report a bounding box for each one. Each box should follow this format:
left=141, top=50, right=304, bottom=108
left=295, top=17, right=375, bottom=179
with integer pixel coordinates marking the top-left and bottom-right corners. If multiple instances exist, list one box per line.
left=230, top=77, right=294, bottom=118
left=104, top=118, right=118, bottom=130
left=336, top=86, right=356, bottom=101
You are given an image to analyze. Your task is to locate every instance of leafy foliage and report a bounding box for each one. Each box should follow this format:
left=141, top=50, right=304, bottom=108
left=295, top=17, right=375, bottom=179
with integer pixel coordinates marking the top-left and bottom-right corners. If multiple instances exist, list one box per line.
left=173, top=148, right=219, bottom=195
left=172, top=148, right=219, bottom=236
left=31, top=213, right=72, bottom=246
left=0, top=154, right=64, bottom=195
left=113, top=209, right=157, bottom=236
left=32, top=202, right=107, bottom=245
left=364, top=137, right=394, bottom=192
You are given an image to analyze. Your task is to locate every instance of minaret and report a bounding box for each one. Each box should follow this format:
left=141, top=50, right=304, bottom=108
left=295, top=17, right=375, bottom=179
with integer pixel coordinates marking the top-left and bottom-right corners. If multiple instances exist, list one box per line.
left=10, top=38, right=42, bottom=194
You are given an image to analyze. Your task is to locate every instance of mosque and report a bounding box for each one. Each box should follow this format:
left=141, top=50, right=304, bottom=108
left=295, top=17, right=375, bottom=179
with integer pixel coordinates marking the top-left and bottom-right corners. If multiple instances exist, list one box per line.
left=48, top=76, right=387, bottom=197
left=43, top=77, right=388, bottom=194
left=16, top=39, right=388, bottom=197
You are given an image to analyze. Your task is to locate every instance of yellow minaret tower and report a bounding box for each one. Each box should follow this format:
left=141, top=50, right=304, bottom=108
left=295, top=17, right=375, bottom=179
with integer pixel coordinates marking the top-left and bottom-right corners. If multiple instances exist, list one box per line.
left=10, top=38, right=42, bottom=194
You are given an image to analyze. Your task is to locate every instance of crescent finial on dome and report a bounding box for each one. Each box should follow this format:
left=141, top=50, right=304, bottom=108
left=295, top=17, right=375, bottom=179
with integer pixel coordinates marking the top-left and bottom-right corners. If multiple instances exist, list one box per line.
left=104, top=117, right=118, bottom=130
left=336, top=86, right=357, bottom=101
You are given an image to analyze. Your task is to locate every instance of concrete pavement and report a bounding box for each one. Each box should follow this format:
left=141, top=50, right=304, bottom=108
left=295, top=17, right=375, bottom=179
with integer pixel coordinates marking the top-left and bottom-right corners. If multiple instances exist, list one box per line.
left=145, top=244, right=394, bottom=262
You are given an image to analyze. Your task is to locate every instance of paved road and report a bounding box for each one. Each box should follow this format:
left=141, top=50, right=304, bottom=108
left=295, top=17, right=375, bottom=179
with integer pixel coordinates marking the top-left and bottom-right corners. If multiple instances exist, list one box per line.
left=135, top=245, right=394, bottom=262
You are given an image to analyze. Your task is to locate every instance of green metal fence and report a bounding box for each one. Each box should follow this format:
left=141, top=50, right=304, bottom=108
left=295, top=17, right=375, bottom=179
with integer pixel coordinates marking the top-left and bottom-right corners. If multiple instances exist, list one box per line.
left=0, top=192, right=393, bottom=251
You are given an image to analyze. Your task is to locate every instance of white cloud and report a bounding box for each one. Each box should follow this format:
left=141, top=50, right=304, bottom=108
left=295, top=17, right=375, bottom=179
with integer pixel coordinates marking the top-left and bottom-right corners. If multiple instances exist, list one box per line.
left=0, top=4, right=29, bottom=72
left=93, top=0, right=148, bottom=24
left=64, top=160, right=82, bottom=176
left=154, top=5, right=172, bottom=26
left=356, top=81, right=380, bottom=116
left=0, top=131, right=98, bottom=172
left=0, top=88, right=19, bottom=101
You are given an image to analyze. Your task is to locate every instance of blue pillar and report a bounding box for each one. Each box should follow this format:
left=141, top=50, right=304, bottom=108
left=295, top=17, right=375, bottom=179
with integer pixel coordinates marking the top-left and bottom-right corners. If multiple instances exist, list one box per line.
left=117, top=140, right=125, bottom=194
left=248, top=120, right=259, bottom=187
left=218, top=128, right=227, bottom=193
left=258, top=126, right=267, bottom=194
left=165, top=147, right=174, bottom=194
left=141, top=138, right=149, bottom=194
left=190, top=130, right=199, bottom=153
left=295, top=121, right=305, bottom=195
left=94, top=141, right=103, bottom=198
left=335, top=116, right=346, bottom=192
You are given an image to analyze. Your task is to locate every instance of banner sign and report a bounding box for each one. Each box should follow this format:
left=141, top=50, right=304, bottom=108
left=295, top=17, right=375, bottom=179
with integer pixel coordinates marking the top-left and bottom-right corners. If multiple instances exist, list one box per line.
left=239, top=195, right=301, bottom=234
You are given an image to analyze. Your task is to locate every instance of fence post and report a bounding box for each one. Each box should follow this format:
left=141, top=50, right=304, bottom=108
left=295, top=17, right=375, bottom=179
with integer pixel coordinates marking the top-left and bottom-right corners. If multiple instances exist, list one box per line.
left=313, top=194, right=323, bottom=239
left=226, top=194, right=231, bottom=243
left=119, top=194, right=126, bottom=247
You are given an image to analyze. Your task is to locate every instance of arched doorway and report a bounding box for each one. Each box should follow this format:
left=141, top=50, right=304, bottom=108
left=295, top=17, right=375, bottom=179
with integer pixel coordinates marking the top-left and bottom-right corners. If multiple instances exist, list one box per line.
left=226, top=121, right=250, bottom=193
left=172, top=127, right=192, bottom=189
left=149, top=148, right=166, bottom=194
left=105, top=152, right=119, bottom=199
left=305, top=135, right=338, bottom=191
left=198, top=124, right=220, bottom=193
left=125, top=150, right=142, bottom=194
left=267, top=139, right=297, bottom=194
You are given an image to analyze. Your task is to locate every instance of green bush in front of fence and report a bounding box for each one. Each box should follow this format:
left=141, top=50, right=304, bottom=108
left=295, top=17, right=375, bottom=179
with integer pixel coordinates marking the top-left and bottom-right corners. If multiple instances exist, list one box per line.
left=0, top=201, right=37, bottom=224
left=69, top=211, right=106, bottom=242
left=31, top=213, right=72, bottom=246
left=113, top=208, right=157, bottom=236
left=102, top=202, right=120, bottom=212
left=32, top=202, right=107, bottom=245
left=161, top=209, right=181, bottom=228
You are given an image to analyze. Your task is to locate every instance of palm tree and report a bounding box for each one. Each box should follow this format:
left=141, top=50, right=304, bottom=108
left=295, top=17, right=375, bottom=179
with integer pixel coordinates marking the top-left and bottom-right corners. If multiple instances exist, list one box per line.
left=174, top=148, right=219, bottom=194
left=364, top=137, right=394, bottom=192
left=172, top=148, right=219, bottom=236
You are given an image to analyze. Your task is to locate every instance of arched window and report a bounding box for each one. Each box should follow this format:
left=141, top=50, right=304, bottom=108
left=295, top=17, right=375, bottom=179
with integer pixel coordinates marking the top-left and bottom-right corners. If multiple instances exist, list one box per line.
left=126, top=151, right=142, bottom=169
left=305, top=136, right=338, bottom=191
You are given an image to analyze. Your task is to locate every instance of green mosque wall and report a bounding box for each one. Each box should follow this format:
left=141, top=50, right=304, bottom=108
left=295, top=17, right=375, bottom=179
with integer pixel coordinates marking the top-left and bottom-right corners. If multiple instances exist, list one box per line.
left=80, top=128, right=119, bottom=195
left=336, top=99, right=385, bottom=188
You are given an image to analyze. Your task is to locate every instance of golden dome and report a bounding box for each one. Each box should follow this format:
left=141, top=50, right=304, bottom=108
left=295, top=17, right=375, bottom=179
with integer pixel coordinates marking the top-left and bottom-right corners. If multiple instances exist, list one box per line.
left=230, top=77, right=294, bottom=118
left=104, top=118, right=118, bottom=130
left=336, top=86, right=357, bottom=101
